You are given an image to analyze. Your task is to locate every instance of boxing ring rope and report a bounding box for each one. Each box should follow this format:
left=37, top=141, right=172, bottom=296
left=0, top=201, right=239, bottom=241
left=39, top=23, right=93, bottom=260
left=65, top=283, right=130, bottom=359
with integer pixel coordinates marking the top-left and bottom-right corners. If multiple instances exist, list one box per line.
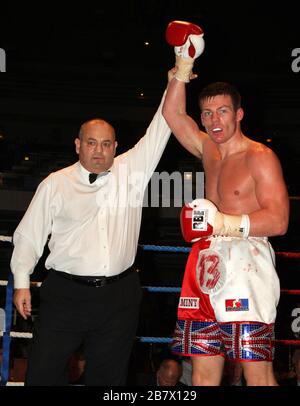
left=0, top=236, right=12, bottom=243
left=141, top=244, right=300, bottom=258
left=138, top=337, right=300, bottom=345
left=2, top=335, right=300, bottom=344
left=275, top=252, right=300, bottom=259
left=280, top=290, right=300, bottom=295
left=1, top=237, right=300, bottom=385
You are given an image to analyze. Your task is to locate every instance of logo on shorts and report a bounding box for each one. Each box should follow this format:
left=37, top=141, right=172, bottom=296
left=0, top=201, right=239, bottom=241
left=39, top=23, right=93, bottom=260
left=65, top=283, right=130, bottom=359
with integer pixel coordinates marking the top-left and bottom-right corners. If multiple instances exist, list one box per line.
left=196, top=248, right=226, bottom=294
left=225, top=298, right=249, bottom=312
left=179, top=297, right=200, bottom=309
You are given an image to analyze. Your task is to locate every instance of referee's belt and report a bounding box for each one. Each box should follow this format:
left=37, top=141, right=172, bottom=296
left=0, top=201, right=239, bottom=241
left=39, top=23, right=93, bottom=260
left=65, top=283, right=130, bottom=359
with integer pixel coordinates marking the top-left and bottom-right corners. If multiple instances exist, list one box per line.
left=52, top=266, right=136, bottom=288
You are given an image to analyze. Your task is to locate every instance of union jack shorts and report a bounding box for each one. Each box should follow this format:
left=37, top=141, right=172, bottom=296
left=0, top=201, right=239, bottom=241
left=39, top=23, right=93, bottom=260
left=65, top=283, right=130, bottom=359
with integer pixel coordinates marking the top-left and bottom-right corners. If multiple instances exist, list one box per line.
left=172, top=319, right=275, bottom=361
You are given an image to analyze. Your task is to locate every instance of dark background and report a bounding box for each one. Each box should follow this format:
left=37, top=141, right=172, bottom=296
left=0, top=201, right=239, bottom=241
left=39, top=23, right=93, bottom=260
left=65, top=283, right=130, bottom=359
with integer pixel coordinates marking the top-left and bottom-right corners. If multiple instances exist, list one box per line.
left=0, top=1, right=299, bottom=382
left=1, top=2, right=300, bottom=169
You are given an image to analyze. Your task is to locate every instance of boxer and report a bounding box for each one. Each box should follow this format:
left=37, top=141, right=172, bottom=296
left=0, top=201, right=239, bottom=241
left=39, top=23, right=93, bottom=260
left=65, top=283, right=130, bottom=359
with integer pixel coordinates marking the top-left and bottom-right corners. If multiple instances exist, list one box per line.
left=164, top=21, right=289, bottom=385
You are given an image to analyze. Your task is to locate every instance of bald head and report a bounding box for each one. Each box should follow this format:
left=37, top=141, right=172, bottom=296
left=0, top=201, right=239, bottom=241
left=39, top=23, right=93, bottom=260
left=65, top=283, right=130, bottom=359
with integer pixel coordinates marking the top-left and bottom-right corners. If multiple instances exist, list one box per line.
left=75, top=118, right=118, bottom=174
left=79, top=119, right=116, bottom=141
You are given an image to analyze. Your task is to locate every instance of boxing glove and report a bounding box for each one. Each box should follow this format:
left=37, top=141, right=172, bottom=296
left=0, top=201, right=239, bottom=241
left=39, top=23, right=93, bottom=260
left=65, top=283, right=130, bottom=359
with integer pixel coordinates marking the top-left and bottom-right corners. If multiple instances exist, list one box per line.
left=180, top=199, right=250, bottom=243
left=166, top=20, right=204, bottom=83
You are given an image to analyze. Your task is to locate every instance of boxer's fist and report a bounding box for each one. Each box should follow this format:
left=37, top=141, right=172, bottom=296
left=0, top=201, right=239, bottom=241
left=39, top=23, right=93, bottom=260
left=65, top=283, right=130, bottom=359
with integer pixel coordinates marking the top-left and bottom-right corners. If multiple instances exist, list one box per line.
left=174, top=34, right=205, bottom=60
left=166, top=20, right=204, bottom=58
left=166, top=20, right=204, bottom=83
left=180, top=199, right=216, bottom=243
left=180, top=199, right=250, bottom=242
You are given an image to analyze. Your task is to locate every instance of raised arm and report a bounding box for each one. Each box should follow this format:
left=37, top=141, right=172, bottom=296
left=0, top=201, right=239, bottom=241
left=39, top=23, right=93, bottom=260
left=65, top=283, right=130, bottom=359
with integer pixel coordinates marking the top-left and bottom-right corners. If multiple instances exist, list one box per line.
left=163, top=20, right=208, bottom=159
left=163, top=77, right=208, bottom=159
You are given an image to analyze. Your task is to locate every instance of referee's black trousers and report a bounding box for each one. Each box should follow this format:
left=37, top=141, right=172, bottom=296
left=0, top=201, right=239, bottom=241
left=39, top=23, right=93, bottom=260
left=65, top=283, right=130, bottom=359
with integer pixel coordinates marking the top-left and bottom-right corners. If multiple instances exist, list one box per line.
left=25, top=270, right=142, bottom=386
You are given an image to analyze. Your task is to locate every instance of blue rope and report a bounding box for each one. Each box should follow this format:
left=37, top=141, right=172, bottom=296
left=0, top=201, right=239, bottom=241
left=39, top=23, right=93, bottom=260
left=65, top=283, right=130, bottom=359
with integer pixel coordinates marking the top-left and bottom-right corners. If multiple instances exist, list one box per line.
left=140, top=244, right=191, bottom=253
left=0, top=272, right=14, bottom=386
left=143, top=286, right=181, bottom=293
left=138, top=337, right=172, bottom=343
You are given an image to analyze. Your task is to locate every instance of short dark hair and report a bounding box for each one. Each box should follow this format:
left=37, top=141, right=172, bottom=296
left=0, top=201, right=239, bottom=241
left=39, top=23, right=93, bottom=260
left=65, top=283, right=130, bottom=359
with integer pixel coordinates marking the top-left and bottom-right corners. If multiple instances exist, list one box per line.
left=198, top=82, right=241, bottom=112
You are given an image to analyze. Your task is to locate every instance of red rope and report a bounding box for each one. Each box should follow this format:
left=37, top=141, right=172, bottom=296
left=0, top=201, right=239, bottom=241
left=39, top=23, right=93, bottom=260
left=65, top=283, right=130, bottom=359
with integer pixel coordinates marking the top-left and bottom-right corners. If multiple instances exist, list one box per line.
left=280, top=289, right=300, bottom=295
left=276, top=252, right=300, bottom=258
left=275, top=340, right=300, bottom=346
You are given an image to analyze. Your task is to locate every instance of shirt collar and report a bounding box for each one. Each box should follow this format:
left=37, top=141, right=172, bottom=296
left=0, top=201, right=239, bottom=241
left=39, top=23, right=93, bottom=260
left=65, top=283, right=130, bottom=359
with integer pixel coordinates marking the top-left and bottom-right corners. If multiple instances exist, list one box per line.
left=78, top=162, right=111, bottom=184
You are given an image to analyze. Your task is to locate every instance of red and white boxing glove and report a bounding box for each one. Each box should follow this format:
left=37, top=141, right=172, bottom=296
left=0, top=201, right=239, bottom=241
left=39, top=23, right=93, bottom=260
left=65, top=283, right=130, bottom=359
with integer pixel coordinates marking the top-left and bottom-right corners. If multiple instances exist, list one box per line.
left=180, top=199, right=250, bottom=243
left=166, top=20, right=205, bottom=83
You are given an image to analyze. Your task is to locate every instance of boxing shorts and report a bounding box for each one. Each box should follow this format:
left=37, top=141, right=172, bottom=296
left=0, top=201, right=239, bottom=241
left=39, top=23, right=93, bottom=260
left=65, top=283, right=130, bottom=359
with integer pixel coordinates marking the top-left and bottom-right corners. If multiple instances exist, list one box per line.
left=172, top=236, right=279, bottom=360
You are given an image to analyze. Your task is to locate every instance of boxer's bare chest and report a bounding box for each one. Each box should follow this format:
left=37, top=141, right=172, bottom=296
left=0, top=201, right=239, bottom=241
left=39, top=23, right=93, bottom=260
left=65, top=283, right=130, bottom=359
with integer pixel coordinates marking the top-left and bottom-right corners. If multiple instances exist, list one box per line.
left=203, top=150, right=259, bottom=214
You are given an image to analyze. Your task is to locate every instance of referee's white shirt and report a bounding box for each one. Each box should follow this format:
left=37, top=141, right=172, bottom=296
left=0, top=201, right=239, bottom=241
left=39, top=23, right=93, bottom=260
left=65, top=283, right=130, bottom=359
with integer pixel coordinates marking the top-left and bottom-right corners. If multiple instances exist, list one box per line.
left=11, top=95, right=170, bottom=288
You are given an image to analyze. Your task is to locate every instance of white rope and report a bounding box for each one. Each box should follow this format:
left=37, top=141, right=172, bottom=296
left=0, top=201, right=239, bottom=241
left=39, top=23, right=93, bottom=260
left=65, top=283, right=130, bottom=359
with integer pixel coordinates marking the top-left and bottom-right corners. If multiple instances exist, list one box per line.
left=0, top=331, right=33, bottom=338
left=0, top=280, right=8, bottom=286
left=0, top=280, right=42, bottom=287
left=6, top=382, right=25, bottom=386
left=0, top=236, right=12, bottom=242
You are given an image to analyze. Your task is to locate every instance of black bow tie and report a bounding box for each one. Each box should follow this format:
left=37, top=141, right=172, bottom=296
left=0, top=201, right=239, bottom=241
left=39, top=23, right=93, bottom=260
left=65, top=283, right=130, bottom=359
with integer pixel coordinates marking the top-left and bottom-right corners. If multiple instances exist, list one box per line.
left=89, top=173, right=98, bottom=184
left=89, top=170, right=110, bottom=184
